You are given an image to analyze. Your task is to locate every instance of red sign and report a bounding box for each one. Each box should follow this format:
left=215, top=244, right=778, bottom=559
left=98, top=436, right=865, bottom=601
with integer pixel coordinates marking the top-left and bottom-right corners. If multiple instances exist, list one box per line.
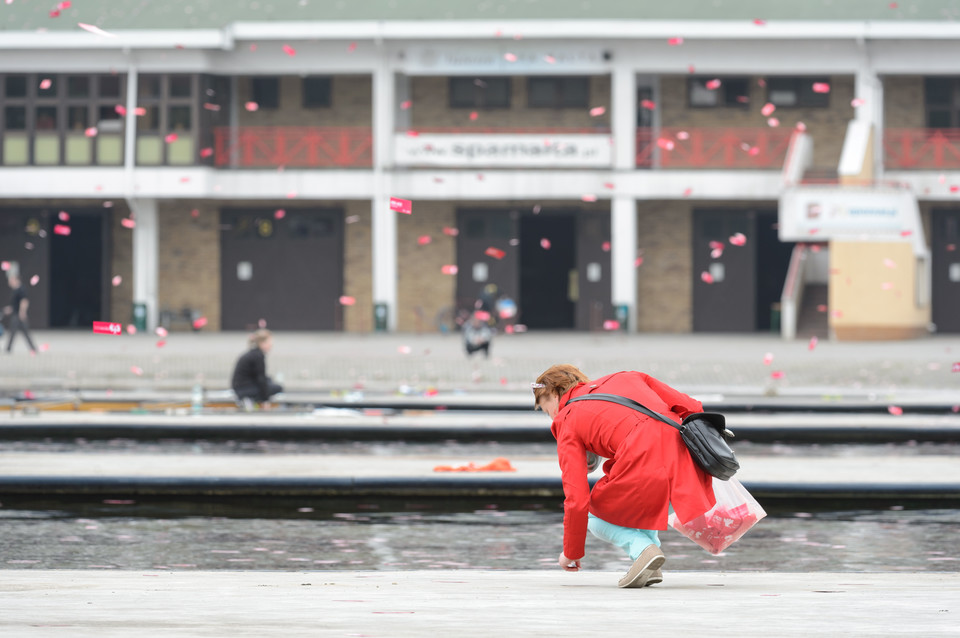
left=389, top=197, right=412, bottom=214
left=93, top=321, right=122, bottom=335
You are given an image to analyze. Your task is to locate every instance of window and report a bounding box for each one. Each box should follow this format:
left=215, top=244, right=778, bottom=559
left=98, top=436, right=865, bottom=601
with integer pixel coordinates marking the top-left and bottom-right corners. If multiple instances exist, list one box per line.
left=251, top=77, right=280, bottom=109
left=766, top=77, right=830, bottom=108
left=35, top=106, right=58, bottom=130
left=68, top=106, right=89, bottom=131
left=924, top=78, right=960, bottom=128
left=688, top=77, right=750, bottom=108
left=302, top=76, right=332, bottom=108
left=67, top=76, right=90, bottom=98
left=5, top=75, right=27, bottom=98
left=138, top=75, right=161, bottom=100
left=37, top=76, right=58, bottom=98
left=169, top=75, right=193, bottom=98
left=4, top=106, right=26, bottom=130
left=528, top=77, right=590, bottom=108
left=168, top=105, right=192, bottom=131
left=449, top=77, right=511, bottom=109
left=98, top=75, right=121, bottom=98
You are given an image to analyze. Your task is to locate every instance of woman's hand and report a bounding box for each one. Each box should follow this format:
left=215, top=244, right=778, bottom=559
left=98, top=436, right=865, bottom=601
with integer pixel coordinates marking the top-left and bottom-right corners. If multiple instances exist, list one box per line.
left=559, top=553, right=580, bottom=571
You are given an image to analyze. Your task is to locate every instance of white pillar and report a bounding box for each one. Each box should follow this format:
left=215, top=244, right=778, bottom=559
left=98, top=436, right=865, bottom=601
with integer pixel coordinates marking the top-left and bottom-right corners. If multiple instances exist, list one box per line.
left=611, top=60, right=639, bottom=332
left=130, top=198, right=159, bottom=333
left=372, top=47, right=397, bottom=331
left=123, top=63, right=138, bottom=186
left=855, top=67, right=883, bottom=176
left=611, top=196, right=638, bottom=332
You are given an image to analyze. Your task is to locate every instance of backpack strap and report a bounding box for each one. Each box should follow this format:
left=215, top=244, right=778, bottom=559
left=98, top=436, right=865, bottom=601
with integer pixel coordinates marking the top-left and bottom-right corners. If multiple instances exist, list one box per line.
left=566, top=393, right=681, bottom=431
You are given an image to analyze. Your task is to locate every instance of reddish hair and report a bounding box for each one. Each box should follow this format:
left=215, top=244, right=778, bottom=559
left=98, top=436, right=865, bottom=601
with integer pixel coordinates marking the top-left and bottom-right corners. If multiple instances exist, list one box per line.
left=533, top=364, right=589, bottom=408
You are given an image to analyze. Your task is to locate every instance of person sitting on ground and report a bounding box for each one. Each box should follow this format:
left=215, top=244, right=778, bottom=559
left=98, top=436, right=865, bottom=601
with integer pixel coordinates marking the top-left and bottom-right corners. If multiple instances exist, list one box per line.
left=532, top=364, right=716, bottom=588
left=231, top=329, right=283, bottom=409
left=463, top=311, right=494, bottom=358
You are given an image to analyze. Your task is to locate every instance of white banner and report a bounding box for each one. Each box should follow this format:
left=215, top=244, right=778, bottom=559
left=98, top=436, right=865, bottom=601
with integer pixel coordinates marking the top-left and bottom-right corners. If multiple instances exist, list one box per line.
left=394, top=133, right=613, bottom=168
left=779, top=188, right=920, bottom=243
left=403, top=46, right=608, bottom=75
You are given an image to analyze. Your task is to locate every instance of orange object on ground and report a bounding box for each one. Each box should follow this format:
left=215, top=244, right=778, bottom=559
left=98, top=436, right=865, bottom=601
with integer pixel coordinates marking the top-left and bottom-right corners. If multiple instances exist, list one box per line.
left=433, top=457, right=517, bottom=472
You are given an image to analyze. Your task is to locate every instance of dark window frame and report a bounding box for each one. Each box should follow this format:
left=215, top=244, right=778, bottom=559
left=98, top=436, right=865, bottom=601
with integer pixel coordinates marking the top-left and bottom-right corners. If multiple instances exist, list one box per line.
left=527, top=76, right=590, bottom=109
left=687, top=76, right=751, bottom=109
left=302, top=76, right=333, bottom=109
left=448, top=76, right=512, bottom=109
left=924, top=77, right=960, bottom=128
left=251, top=76, right=280, bottom=110
left=765, top=76, right=831, bottom=109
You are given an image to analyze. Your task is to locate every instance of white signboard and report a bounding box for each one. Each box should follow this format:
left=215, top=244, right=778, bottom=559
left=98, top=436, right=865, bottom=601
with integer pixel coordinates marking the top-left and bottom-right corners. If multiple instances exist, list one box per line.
left=394, top=133, right=613, bottom=168
left=779, top=188, right=920, bottom=243
left=403, top=46, right=608, bottom=75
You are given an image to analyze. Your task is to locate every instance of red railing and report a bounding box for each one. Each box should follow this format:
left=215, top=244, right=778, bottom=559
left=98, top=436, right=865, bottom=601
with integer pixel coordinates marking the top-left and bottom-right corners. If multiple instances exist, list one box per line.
left=405, top=127, right=611, bottom=134
left=214, top=127, right=373, bottom=168
left=636, top=127, right=794, bottom=169
left=883, top=128, right=960, bottom=169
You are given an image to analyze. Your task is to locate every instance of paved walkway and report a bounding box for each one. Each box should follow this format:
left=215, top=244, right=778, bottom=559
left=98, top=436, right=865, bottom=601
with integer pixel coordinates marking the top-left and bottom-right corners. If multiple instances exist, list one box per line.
left=1, top=570, right=956, bottom=637
left=3, top=331, right=960, bottom=399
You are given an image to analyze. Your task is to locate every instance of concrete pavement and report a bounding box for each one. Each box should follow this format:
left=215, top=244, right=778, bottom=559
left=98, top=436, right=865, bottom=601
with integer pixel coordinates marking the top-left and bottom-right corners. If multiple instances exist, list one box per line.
left=0, top=570, right=956, bottom=637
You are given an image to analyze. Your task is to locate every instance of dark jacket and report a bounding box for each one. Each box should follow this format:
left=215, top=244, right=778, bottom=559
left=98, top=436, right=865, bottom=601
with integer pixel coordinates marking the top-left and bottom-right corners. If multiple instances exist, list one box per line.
left=231, top=347, right=269, bottom=397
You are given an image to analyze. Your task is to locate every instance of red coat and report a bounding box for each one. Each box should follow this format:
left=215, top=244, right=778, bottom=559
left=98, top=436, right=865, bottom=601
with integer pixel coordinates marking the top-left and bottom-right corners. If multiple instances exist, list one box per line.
left=551, top=371, right=716, bottom=560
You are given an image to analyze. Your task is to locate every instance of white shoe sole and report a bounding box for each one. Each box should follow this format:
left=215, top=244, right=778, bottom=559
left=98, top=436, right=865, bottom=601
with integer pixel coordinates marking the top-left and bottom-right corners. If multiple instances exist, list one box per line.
left=618, top=546, right=666, bottom=588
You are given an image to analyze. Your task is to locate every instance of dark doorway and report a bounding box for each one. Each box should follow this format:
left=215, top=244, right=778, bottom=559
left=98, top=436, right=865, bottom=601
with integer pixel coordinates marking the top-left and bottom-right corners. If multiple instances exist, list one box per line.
left=50, top=213, right=105, bottom=327
left=220, top=208, right=344, bottom=331
left=519, top=214, right=576, bottom=329
left=754, top=211, right=795, bottom=331
left=932, top=209, right=960, bottom=333
left=455, top=209, right=519, bottom=320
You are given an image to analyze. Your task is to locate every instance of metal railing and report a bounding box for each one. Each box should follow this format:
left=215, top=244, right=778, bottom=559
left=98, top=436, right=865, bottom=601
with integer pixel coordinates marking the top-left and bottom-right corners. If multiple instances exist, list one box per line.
left=213, top=127, right=373, bottom=168
left=883, top=128, right=960, bottom=169
left=637, top=127, right=794, bottom=169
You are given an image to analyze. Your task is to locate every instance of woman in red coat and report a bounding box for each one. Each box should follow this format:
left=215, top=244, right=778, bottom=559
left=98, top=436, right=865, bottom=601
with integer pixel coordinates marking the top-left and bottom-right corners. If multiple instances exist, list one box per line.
left=533, top=364, right=716, bottom=588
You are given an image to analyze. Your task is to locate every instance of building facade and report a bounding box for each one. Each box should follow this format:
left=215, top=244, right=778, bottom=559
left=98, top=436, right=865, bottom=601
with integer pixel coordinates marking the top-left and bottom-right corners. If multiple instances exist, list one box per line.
left=1, top=1, right=959, bottom=338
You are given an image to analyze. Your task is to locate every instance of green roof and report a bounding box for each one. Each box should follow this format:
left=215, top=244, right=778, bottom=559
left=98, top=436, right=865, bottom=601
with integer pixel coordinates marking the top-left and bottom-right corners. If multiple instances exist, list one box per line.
left=3, top=0, right=960, bottom=31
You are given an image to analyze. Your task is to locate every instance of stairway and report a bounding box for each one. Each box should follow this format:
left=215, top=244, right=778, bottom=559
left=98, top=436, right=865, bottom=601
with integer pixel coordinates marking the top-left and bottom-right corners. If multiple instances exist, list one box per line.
left=796, top=284, right=829, bottom=339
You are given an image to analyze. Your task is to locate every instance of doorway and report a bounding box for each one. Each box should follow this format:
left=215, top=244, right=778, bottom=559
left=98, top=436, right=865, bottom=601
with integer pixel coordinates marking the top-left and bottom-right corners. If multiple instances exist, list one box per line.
left=49, top=213, right=105, bottom=327
left=519, top=214, right=576, bottom=329
left=932, top=209, right=960, bottom=333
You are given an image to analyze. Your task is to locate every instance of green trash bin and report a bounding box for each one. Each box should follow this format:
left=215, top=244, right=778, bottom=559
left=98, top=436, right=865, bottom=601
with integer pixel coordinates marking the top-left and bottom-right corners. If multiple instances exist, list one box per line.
left=770, top=303, right=781, bottom=333
left=132, top=302, right=147, bottom=332
left=374, top=303, right=388, bottom=332
left=614, top=304, right=629, bottom=332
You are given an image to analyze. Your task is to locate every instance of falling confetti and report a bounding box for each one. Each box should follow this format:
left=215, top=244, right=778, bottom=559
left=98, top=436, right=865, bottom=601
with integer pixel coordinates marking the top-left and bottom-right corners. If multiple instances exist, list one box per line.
left=53, top=224, right=71, bottom=236
left=667, top=37, right=684, bottom=46
left=485, top=247, right=506, bottom=260
left=164, top=133, right=178, bottom=143
left=808, top=336, right=818, bottom=351
left=347, top=42, right=357, bottom=52
left=78, top=23, right=116, bottom=37
left=705, top=79, right=722, bottom=90
left=544, top=55, right=556, bottom=64
left=951, top=362, right=960, bottom=373
left=602, top=320, right=620, bottom=331
left=640, top=99, right=656, bottom=110
left=767, top=117, right=780, bottom=127
left=130, top=366, right=143, bottom=376
left=700, top=271, right=714, bottom=284
left=753, top=18, right=766, bottom=25
left=442, top=227, right=459, bottom=236
left=126, top=324, right=137, bottom=335
left=245, top=101, right=259, bottom=112
left=581, top=194, right=598, bottom=202
left=156, top=340, right=166, bottom=348
left=589, top=106, right=606, bottom=117
left=389, top=197, right=412, bottom=214
left=634, top=256, right=644, bottom=267
left=339, top=296, right=356, bottom=306
left=504, top=52, right=517, bottom=62
left=883, top=258, right=897, bottom=269
left=657, top=138, right=675, bottom=151
left=540, top=238, right=551, bottom=250
left=192, top=317, right=208, bottom=329
left=400, top=100, right=412, bottom=110
left=601, top=241, right=611, bottom=252
left=729, top=232, right=747, bottom=246
left=763, top=352, right=774, bottom=365
left=441, top=265, right=458, bottom=275
left=156, top=327, right=168, bottom=337
left=121, top=218, right=135, bottom=229
left=851, top=98, right=866, bottom=107
left=282, top=44, right=296, bottom=56
left=29, top=275, right=39, bottom=286
left=274, top=209, right=286, bottom=220
left=58, top=211, right=70, bottom=221
left=817, top=304, right=828, bottom=313
left=84, top=127, right=98, bottom=137
left=469, top=111, right=479, bottom=121
left=111, top=275, right=122, bottom=287
left=887, top=406, right=903, bottom=416
left=761, top=103, right=776, bottom=117
left=417, top=235, right=432, bottom=245
left=39, top=78, right=52, bottom=90
left=770, top=370, right=784, bottom=380
left=200, top=147, right=214, bottom=158
left=812, top=82, right=831, bottom=94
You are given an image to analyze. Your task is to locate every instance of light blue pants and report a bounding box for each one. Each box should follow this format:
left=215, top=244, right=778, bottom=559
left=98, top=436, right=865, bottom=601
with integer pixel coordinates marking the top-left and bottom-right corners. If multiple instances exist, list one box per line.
left=587, top=513, right=660, bottom=561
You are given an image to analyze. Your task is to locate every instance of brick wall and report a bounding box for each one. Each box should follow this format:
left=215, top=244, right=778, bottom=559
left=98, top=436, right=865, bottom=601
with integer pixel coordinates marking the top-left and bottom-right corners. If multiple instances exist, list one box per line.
left=343, top=200, right=373, bottom=332
left=396, top=201, right=457, bottom=332
left=237, top=75, right=373, bottom=126
left=636, top=200, right=693, bottom=332
left=883, top=76, right=925, bottom=128
left=409, top=76, right=612, bottom=129
left=108, top=203, right=134, bottom=324
left=659, top=75, right=855, bottom=170
left=157, top=201, right=221, bottom=331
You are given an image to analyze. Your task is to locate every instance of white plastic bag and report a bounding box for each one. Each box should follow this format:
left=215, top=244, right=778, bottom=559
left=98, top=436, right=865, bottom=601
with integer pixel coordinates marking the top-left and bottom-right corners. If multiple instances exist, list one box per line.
left=668, top=477, right=767, bottom=555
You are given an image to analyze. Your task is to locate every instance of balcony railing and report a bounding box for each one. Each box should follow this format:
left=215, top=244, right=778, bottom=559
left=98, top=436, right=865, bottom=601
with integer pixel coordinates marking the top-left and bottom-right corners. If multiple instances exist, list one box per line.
left=883, top=128, right=960, bottom=170
left=214, top=127, right=373, bottom=168
left=636, top=127, right=794, bottom=169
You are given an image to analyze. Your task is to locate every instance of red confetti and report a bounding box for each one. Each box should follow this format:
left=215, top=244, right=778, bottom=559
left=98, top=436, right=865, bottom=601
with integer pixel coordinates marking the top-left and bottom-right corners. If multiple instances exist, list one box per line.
left=602, top=320, right=620, bottom=331
left=682, top=187, right=693, bottom=197
left=812, top=82, right=831, bottom=94
left=339, top=296, right=356, bottom=306
left=640, top=99, right=656, bottom=110
left=286, top=191, right=298, bottom=199
left=156, top=327, right=168, bottom=337
left=883, top=258, right=897, bottom=268
left=53, top=224, right=71, bottom=236
left=808, top=336, right=818, bottom=351
left=705, top=79, right=721, bottom=90
left=126, top=324, right=137, bottom=335
left=475, top=310, right=491, bottom=322
left=274, top=209, right=286, bottom=219
left=164, top=133, right=178, bottom=143
left=347, top=42, right=357, bottom=52
left=601, top=241, right=611, bottom=252
left=763, top=352, right=774, bottom=365
left=770, top=370, right=784, bottom=380
left=900, top=230, right=913, bottom=237
left=657, top=138, right=675, bottom=151
left=121, top=218, right=135, bottom=229
left=400, top=100, right=412, bottom=110
left=851, top=98, right=866, bottom=108
left=603, top=182, right=615, bottom=190
left=442, top=227, right=459, bottom=236
left=817, top=304, right=827, bottom=313
left=504, top=52, right=517, bottom=62
left=589, top=106, right=606, bottom=117
left=203, top=103, right=221, bottom=111
left=485, top=247, right=506, bottom=260
left=540, top=238, right=551, bottom=250
left=951, top=362, right=960, bottom=373
left=156, top=340, right=166, bottom=348
left=581, top=194, right=598, bottom=202
left=441, top=265, right=458, bottom=275
left=729, top=232, right=747, bottom=246
left=767, top=117, right=780, bottom=127
left=634, top=256, right=644, bottom=267
left=84, top=127, right=98, bottom=137
left=700, top=271, right=714, bottom=284
left=192, top=317, right=208, bottom=330
left=134, top=107, right=146, bottom=116
left=282, top=44, right=296, bottom=56
left=753, top=18, right=766, bottom=25
left=190, top=209, right=200, bottom=218
left=761, top=103, right=776, bottom=117
left=39, top=78, right=52, bottom=90
left=58, top=211, right=70, bottom=221
left=1, top=262, right=9, bottom=271
left=887, top=406, right=903, bottom=416
left=29, top=274, right=38, bottom=286
left=111, top=275, right=122, bottom=287
left=200, top=147, right=214, bottom=158
left=667, top=37, right=684, bottom=46
left=830, top=309, right=843, bottom=319
left=93, top=321, right=122, bottom=335
left=130, top=366, right=143, bottom=376
left=245, top=101, right=259, bottom=112
left=406, top=130, right=419, bottom=137
left=115, top=105, right=126, bottom=116
left=469, top=111, right=479, bottom=121
left=417, top=235, right=432, bottom=245
left=544, top=55, right=556, bottom=64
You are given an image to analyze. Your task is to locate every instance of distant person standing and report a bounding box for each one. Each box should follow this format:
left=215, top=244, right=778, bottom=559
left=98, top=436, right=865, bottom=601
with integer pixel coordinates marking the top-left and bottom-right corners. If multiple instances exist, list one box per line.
left=4, top=274, right=37, bottom=355
left=231, top=329, right=283, bottom=409
left=463, top=311, right=494, bottom=358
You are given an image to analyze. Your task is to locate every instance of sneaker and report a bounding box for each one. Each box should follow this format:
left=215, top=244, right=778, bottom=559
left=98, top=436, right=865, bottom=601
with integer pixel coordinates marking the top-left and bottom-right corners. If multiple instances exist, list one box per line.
left=617, top=545, right=665, bottom=588
left=644, top=568, right=663, bottom=587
